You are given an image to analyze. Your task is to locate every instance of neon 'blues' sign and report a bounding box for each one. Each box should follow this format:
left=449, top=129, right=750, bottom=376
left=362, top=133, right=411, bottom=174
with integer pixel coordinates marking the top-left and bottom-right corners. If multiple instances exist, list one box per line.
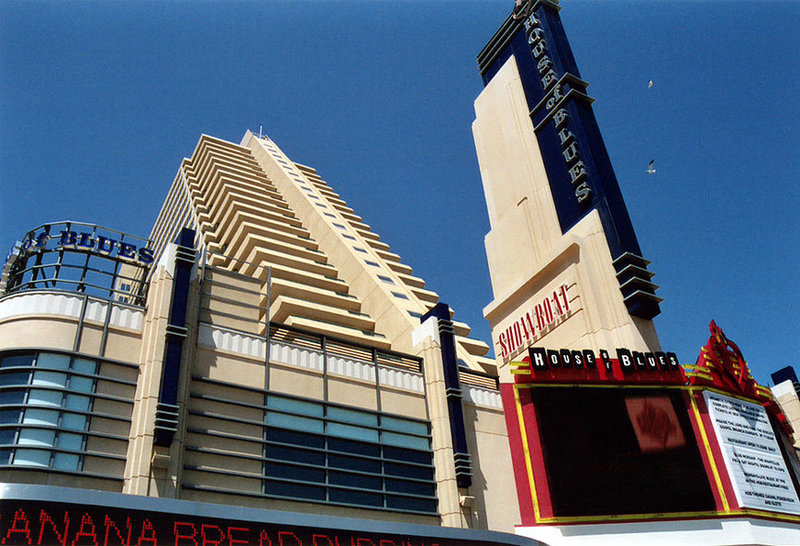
left=21, top=228, right=155, bottom=265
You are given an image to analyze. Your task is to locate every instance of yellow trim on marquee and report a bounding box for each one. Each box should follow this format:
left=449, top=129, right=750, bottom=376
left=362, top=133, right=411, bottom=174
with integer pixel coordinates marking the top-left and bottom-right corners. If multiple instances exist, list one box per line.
left=510, top=382, right=800, bottom=525
left=513, top=384, right=541, bottom=521
left=509, top=361, right=531, bottom=375
left=689, top=387, right=730, bottom=512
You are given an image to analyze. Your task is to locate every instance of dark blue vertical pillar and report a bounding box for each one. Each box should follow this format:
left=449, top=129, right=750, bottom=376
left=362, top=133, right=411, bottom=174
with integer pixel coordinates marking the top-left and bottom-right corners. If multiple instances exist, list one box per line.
left=154, top=228, right=196, bottom=447
left=421, top=302, right=472, bottom=488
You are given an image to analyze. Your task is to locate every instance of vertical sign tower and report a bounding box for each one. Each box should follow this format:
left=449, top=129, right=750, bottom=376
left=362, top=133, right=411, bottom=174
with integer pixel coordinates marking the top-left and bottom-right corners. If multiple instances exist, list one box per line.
left=473, top=0, right=662, bottom=373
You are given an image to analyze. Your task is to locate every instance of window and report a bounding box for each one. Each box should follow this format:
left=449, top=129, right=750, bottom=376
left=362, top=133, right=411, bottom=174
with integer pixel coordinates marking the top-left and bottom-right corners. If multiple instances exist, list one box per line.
left=186, top=389, right=436, bottom=514
left=365, top=260, right=380, bottom=267
left=408, top=311, right=423, bottom=319
left=391, top=291, right=409, bottom=300
left=354, top=247, right=368, bottom=254
left=260, top=394, right=435, bottom=512
left=377, top=275, right=395, bottom=285
left=333, top=223, right=346, bottom=230
left=0, top=351, right=101, bottom=471
left=342, top=234, right=356, bottom=241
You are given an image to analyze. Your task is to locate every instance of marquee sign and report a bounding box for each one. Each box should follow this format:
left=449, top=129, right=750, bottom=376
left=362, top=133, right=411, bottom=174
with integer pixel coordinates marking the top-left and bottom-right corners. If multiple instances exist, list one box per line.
left=684, top=321, right=774, bottom=404
left=500, top=320, right=800, bottom=525
left=511, top=345, right=683, bottom=385
left=704, top=391, right=800, bottom=515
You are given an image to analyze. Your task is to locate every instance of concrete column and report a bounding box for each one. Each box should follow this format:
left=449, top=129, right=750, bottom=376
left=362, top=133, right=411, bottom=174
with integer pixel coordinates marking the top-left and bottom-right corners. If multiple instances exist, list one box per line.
left=414, top=317, right=462, bottom=528
left=123, top=261, right=173, bottom=496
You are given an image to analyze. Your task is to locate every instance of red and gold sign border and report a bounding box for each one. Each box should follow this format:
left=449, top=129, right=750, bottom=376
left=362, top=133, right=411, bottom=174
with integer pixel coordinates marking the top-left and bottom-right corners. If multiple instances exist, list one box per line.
left=501, top=381, right=800, bottom=526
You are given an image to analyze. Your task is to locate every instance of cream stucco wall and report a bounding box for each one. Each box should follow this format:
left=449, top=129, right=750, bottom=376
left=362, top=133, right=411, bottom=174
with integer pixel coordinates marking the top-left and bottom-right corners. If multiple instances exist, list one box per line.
left=473, top=54, right=660, bottom=383
left=773, top=380, right=800, bottom=450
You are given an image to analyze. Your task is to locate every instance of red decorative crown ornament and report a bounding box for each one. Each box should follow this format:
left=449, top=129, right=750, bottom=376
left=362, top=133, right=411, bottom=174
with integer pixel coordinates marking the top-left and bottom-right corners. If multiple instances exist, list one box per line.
left=685, top=321, right=792, bottom=438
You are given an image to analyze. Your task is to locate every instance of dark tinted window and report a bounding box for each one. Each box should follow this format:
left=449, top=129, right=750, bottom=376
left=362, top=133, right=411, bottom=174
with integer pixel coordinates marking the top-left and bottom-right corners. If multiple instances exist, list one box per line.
left=385, top=478, right=435, bottom=497
left=264, top=479, right=325, bottom=501
left=0, top=390, right=25, bottom=405
left=386, top=495, right=437, bottom=513
left=0, top=372, right=31, bottom=387
left=384, top=462, right=433, bottom=481
left=264, top=445, right=324, bottom=466
left=384, top=446, right=430, bottom=465
left=329, top=470, right=381, bottom=490
left=328, top=453, right=380, bottom=473
left=329, top=488, right=382, bottom=507
left=265, top=427, right=323, bottom=449
left=328, top=437, right=379, bottom=458
left=0, top=354, right=35, bottom=368
left=0, top=410, right=21, bottom=425
left=0, top=429, right=16, bottom=445
left=264, top=463, right=324, bottom=483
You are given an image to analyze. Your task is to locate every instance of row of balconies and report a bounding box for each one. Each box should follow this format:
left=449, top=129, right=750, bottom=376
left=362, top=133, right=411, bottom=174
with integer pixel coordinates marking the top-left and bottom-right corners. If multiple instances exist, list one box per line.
left=195, top=136, right=491, bottom=366
left=196, top=145, right=389, bottom=346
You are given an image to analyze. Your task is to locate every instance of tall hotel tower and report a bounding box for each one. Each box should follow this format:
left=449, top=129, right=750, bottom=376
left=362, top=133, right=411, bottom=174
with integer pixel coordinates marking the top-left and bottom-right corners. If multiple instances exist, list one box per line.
left=474, top=1, right=662, bottom=375
left=0, top=131, right=531, bottom=545
left=468, top=2, right=800, bottom=544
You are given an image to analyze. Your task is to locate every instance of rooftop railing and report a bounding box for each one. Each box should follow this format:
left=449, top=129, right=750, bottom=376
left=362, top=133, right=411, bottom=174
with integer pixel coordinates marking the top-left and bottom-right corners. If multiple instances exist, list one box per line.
left=1, top=222, right=154, bottom=307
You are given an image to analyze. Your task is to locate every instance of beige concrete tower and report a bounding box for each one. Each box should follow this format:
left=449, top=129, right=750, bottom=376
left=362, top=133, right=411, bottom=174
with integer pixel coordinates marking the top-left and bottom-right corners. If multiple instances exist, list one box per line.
left=150, top=132, right=494, bottom=370
left=472, top=2, right=662, bottom=383
left=136, top=132, right=518, bottom=530
left=0, top=126, right=526, bottom=540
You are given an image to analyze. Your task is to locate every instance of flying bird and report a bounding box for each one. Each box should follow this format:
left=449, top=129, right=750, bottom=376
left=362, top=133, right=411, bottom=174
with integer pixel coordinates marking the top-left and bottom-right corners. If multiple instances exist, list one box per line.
left=648, top=80, right=654, bottom=89
left=646, top=160, right=656, bottom=174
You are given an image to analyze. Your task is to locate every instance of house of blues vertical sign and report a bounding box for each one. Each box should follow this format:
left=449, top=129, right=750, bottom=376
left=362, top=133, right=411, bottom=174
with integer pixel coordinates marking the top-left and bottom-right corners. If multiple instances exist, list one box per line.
left=480, top=0, right=645, bottom=262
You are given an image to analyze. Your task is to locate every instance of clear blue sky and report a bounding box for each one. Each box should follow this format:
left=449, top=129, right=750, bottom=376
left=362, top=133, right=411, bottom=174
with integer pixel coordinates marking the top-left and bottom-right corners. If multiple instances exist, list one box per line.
left=1, top=0, right=797, bottom=386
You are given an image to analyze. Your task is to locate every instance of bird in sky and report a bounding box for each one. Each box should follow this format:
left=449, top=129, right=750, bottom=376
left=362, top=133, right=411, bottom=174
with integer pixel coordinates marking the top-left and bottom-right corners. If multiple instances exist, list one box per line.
left=648, top=80, right=654, bottom=89
left=646, top=160, right=656, bottom=174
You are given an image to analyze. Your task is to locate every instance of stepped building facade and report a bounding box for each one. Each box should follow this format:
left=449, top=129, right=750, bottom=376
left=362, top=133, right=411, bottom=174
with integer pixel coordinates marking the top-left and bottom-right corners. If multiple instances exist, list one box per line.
left=0, top=132, right=532, bottom=545
left=3, top=2, right=800, bottom=545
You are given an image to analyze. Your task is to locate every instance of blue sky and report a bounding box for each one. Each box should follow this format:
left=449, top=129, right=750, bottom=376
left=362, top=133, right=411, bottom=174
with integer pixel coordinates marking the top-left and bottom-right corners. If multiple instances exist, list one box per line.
left=1, top=0, right=797, bottom=386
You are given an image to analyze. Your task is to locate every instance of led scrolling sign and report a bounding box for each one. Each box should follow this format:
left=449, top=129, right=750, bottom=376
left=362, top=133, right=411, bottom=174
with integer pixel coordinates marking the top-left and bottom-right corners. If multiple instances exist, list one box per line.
left=0, top=499, right=520, bottom=546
